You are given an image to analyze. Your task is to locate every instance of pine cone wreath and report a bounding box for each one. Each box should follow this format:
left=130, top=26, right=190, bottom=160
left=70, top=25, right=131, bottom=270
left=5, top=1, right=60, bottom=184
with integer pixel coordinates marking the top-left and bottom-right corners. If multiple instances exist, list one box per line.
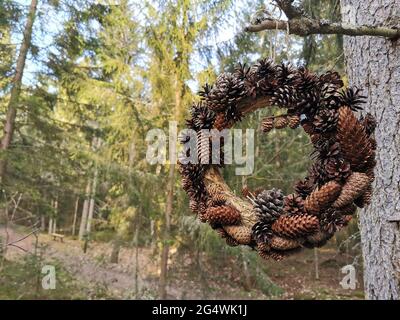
left=181, top=60, right=376, bottom=262
left=253, top=189, right=284, bottom=222
left=272, top=214, right=319, bottom=239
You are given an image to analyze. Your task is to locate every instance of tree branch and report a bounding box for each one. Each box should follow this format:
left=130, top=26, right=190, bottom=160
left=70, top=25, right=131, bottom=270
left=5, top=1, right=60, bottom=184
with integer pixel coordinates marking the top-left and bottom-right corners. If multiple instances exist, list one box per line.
left=245, top=0, right=400, bottom=40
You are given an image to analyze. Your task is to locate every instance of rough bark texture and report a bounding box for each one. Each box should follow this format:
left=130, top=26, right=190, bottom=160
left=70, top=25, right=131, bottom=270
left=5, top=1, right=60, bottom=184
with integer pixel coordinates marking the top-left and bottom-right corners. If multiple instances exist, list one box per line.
left=341, top=0, right=400, bottom=300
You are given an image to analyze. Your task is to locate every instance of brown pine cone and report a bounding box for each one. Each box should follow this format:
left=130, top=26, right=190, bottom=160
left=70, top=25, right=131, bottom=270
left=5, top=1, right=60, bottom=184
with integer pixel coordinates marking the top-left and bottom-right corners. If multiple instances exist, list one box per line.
left=258, top=250, right=271, bottom=261
left=224, top=225, right=252, bottom=245
left=283, top=194, right=305, bottom=215
left=335, top=203, right=357, bottom=216
left=197, top=130, right=210, bottom=164
left=288, top=115, right=300, bottom=129
left=274, top=116, right=288, bottom=129
left=337, top=107, right=375, bottom=172
left=204, top=206, right=241, bottom=225
left=294, top=178, right=314, bottom=199
left=272, top=214, right=319, bottom=239
left=257, top=241, right=271, bottom=252
left=304, top=230, right=334, bottom=248
left=325, top=157, right=352, bottom=182
left=225, top=236, right=239, bottom=247
left=214, top=113, right=231, bottom=131
left=302, top=121, right=315, bottom=135
left=354, top=184, right=373, bottom=208
left=332, top=172, right=371, bottom=208
left=313, top=108, right=338, bottom=133
left=270, top=236, right=302, bottom=250
left=304, top=181, right=342, bottom=215
left=189, top=200, right=198, bottom=213
left=261, top=117, right=274, bottom=133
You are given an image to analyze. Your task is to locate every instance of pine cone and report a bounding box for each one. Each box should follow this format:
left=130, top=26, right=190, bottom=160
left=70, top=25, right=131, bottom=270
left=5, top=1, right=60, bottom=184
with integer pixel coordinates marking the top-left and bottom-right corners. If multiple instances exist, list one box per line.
left=294, top=178, right=314, bottom=199
left=313, top=108, right=338, bottom=133
left=354, top=184, right=373, bottom=208
left=337, top=107, right=375, bottom=172
left=272, top=214, right=319, bottom=239
left=225, top=236, right=239, bottom=247
left=274, top=116, right=288, bottom=129
left=304, top=181, right=342, bottom=215
left=257, top=241, right=271, bottom=252
left=335, top=203, right=357, bottom=216
left=253, top=189, right=284, bottom=222
left=320, top=209, right=351, bottom=234
left=304, top=230, right=334, bottom=248
left=214, top=112, right=231, bottom=130
left=252, top=221, right=273, bottom=243
left=325, top=157, right=352, bottom=182
left=288, top=115, right=300, bottom=129
left=261, top=117, right=274, bottom=133
left=339, top=87, right=366, bottom=111
left=204, top=206, right=241, bottom=225
left=283, top=194, right=305, bottom=215
left=188, top=102, right=216, bottom=130
left=224, top=225, right=252, bottom=245
left=302, top=121, right=316, bottom=136
left=270, top=236, right=302, bottom=250
left=332, top=172, right=371, bottom=208
left=360, top=113, right=377, bottom=136
left=202, top=73, right=246, bottom=111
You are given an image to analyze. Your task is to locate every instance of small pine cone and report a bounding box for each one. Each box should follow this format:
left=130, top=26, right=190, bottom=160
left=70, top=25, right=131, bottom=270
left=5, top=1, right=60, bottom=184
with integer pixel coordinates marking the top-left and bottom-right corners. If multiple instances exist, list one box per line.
left=354, top=184, right=373, bottom=208
left=288, top=115, right=300, bottom=129
left=213, top=113, right=230, bottom=131
left=272, top=214, right=319, bottom=239
left=274, top=116, right=288, bottom=129
left=261, top=117, right=274, bottom=133
left=304, top=181, right=342, bottom=215
left=283, top=194, right=305, bottom=215
left=241, top=185, right=252, bottom=198
left=204, top=206, right=241, bottom=225
left=313, top=108, right=338, bottom=133
left=206, top=183, right=225, bottom=198
left=270, top=236, right=302, bottom=250
left=252, top=221, right=273, bottom=243
left=361, top=113, right=377, bottom=136
left=224, top=225, right=252, bottom=245
left=325, top=157, right=352, bottom=182
left=198, top=212, right=207, bottom=223
left=294, top=178, right=314, bottom=199
left=253, top=188, right=284, bottom=222
left=207, top=195, right=226, bottom=207
left=189, top=200, right=198, bottom=213
left=225, top=236, right=239, bottom=247
left=257, top=241, right=271, bottom=252
left=304, top=230, right=333, bottom=248
left=332, top=172, right=371, bottom=208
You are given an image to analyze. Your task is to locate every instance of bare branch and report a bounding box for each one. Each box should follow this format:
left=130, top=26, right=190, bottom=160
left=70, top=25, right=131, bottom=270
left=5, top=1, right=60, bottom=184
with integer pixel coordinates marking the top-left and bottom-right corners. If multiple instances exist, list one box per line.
left=245, top=0, right=400, bottom=40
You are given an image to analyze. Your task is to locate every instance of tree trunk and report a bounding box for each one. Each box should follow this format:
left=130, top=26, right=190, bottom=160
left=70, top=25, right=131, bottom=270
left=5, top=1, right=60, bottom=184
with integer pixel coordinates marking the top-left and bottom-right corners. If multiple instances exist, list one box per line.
left=86, top=164, right=98, bottom=235
left=341, top=0, right=400, bottom=299
left=78, top=180, right=91, bottom=240
left=71, top=197, right=79, bottom=236
left=0, top=0, right=38, bottom=182
left=158, top=163, right=174, bottom=299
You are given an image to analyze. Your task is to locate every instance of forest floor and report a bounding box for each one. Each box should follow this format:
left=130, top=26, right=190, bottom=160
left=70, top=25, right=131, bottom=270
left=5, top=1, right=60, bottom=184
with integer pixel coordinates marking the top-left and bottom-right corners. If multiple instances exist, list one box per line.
left=0, top=225, right=365, bottom=300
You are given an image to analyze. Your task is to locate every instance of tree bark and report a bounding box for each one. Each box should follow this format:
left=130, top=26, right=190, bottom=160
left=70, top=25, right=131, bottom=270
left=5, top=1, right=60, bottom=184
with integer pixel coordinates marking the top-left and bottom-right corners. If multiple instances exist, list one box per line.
left=341, top=0, right=400, bottom=299
left=0, top=0, right=38, bottom=182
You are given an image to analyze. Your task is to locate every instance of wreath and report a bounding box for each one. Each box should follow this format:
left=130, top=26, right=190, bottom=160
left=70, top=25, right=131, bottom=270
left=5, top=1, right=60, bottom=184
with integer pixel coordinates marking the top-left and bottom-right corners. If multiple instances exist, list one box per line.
left=178, top=59, right=376, bottom=261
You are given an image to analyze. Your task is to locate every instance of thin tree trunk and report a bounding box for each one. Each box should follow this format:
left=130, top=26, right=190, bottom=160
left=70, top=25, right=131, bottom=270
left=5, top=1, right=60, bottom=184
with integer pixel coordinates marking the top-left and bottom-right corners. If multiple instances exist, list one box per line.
left=86, top=165, right=98, bottom=235
left=71, top=197, right=79, bottom=236
left=314, top=248, right=319, bottom=280
left=78, top=180, right=91, bottom=240
left=158, top=163, right=174, bottom=299
left=48, top=217, right=53, bottom=235
left=0, top=0, right=38, bottom=182
left=341, top=0, right=400, bottom=299
left=40, top=215, right=45, bottom=231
